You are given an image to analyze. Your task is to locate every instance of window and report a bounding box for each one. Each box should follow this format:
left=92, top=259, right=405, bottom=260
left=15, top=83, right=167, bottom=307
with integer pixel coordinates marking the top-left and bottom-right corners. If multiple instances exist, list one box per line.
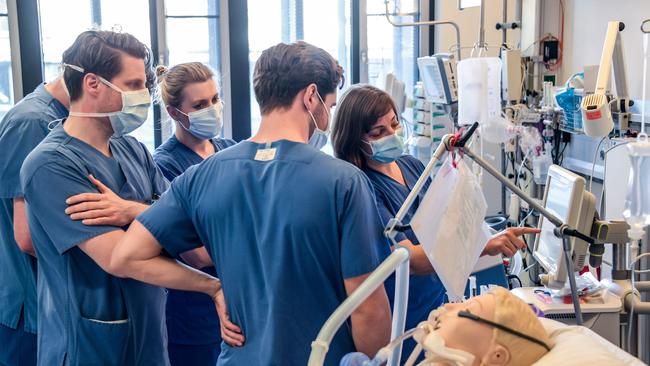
left=39, top=0, right=155, bottom=150
left=247, top=0, right=352, bottom=138
left=247, top=0, right=283, bottom=136
left=0, top=0, right=12, bottom=120
left=160, top=0, right=221, bottom=142
left=366, top=0, right=419, bottom=100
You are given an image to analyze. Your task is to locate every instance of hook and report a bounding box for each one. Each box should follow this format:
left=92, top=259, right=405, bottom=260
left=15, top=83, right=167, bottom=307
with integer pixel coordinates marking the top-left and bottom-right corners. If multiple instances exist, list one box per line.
left=642, top=19, right=650, bottom=34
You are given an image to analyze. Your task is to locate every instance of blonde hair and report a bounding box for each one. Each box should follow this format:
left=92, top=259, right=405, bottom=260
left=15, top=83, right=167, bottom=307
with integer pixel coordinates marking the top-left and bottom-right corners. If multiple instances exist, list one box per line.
left=156, top=62, right=216, bottom=108
left=490, top=287, right=552, bottom=365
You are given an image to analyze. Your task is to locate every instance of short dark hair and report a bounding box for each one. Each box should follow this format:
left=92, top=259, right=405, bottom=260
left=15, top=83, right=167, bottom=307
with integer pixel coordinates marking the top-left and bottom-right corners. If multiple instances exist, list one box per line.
left=62, top=30, right=155, bottom=102
left=253, top=41, right=344, bottom=115
left=331, top=84, right=399, bottom=170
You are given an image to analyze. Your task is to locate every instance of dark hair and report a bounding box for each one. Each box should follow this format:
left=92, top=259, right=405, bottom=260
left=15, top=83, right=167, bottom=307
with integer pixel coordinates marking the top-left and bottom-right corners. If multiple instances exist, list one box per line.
left=253, top=41, right=344, bottom=115
left=62, top=30, right=155, bottom=102
left=331, top=84, right=399, bottom=170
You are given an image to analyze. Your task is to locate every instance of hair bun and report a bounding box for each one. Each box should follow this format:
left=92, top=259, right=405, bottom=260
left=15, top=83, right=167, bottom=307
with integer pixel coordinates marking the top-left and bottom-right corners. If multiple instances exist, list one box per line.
left=156, top=65, right=169, bottom=78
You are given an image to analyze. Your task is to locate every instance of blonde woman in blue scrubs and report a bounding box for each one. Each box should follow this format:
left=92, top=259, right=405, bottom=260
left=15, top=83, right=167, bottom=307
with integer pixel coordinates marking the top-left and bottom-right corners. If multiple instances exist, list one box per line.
left=154, top=62, right=241, bottom=365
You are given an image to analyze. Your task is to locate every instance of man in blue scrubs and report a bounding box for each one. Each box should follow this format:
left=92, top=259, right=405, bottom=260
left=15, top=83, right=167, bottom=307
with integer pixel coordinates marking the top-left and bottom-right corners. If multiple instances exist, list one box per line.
left=20, top=30, right=171, bottom=366
left=0, top=78, right=69, bottom=365
left=111, top=41, right=392, bottom=365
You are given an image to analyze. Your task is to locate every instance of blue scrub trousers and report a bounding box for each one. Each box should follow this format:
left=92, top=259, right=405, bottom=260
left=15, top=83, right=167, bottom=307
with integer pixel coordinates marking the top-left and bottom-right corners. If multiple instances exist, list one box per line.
left=168, top=342, right=220, bottom=366
left=0, top=312, right=36, bottom=366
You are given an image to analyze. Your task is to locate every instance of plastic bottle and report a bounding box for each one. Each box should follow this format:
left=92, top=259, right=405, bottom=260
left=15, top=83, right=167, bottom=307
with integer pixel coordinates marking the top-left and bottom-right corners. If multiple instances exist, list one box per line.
left=533, top=143, right=553, bottom=185
left=623, top=140, right=650, bottom=240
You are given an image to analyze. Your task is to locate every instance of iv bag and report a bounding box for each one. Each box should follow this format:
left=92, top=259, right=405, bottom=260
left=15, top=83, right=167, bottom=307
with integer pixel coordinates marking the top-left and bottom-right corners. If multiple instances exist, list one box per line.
left=457, top=57, right=502, bottom=126
left=623, top=140, right=650, bottom=239
left=480, top=114, right=516, bottom=143
left=411, top=158, right=488, bottom=301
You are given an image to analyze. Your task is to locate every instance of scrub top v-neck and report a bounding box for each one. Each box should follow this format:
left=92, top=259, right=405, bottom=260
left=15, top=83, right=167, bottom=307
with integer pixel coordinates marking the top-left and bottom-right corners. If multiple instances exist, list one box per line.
left=21, top=121, right=170, bottom=366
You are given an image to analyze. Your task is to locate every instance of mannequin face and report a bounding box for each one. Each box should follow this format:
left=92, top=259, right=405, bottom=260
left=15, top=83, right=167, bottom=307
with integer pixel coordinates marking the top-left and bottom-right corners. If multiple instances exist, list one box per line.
left=418, top=288, right=552, bottom=366
left=429, top=295, right=498, bottom=366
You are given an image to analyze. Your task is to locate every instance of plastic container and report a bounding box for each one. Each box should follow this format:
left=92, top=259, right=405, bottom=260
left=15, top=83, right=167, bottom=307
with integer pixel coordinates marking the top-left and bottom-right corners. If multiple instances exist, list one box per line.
left=457, top=57, right=502, bottom=126
left=623, top=140, right=650, bottom=239
left=533, top=144, right=553, bottom=185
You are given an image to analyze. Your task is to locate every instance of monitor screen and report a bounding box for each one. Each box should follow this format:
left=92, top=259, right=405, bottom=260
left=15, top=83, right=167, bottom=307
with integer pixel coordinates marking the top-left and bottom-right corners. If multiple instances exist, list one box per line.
left=535, top=176, right=574, bottom=274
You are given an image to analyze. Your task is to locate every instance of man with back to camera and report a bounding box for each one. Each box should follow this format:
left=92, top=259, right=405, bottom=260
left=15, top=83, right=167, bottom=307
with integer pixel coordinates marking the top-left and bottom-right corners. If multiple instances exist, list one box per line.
left=110, top=41, right=393, bottom=365
left=19, top=30, right=182, bottom=365
left=0, top=76, right=69, bottom=365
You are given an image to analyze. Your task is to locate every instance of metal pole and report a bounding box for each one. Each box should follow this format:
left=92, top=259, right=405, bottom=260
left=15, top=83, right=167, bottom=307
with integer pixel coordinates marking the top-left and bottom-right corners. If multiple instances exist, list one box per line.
left=462, top=147, right=564, bottom=227
left=562, top=233, right=584, bottom=325
left=478, top=0, right=486, bottom=48
left=388, top=135, right=453, bottom=228
left=383, top=1, right=462, bottom=61
left=501, top=0, right=508, bottom=44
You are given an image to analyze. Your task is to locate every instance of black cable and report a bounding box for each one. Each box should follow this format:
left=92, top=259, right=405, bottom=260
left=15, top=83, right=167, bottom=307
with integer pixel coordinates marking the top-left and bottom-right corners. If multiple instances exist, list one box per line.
left=508, top=275, right=523, bottom=288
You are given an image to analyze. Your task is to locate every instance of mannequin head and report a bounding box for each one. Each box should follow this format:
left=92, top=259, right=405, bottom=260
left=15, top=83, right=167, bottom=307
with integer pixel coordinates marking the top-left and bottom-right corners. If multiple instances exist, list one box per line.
left=419, top=287, right=551, bottom=365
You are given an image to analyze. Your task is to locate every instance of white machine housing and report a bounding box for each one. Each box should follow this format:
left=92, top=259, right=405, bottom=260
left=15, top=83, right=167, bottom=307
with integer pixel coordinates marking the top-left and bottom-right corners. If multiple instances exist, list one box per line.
left=533, top=165, right=597, bottom=289
left=417, top=54, right=458, bottom=105
left=512, top=287, right=621, bottom=346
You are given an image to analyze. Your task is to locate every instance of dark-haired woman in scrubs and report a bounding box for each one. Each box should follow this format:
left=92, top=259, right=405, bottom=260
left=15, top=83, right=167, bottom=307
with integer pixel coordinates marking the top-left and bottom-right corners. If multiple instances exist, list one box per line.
left=331, top=84, right=539, bottom=361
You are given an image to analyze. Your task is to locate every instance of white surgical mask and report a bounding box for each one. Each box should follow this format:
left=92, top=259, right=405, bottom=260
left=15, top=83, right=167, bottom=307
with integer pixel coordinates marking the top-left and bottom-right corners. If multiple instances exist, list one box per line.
left=176, top=101, right=223, bottom=140
left=64, top=63, right=151, bottom=137
left=364, top=133, right=405, bottom=163
left=306, top=91, right=331, bottom=150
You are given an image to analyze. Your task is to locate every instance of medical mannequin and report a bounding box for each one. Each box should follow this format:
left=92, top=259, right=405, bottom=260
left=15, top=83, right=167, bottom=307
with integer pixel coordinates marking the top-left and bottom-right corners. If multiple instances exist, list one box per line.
left=411, top=287, right=551, bottom=366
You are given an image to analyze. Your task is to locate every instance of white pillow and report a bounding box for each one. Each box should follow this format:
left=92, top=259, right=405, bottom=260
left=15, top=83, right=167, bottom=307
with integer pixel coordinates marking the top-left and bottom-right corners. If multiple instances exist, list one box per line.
left=533, top=318, right=644, bottom=366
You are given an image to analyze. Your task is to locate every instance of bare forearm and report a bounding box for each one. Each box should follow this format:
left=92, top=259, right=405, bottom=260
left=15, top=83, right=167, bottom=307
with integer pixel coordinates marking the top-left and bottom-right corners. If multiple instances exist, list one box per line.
left=396, top=240, right=433, bottom=275
left=13, top=198, right=36, bottom=257
left=112, top=255, right=220, bottom=297
left=350, top=293, right=391, bottom=356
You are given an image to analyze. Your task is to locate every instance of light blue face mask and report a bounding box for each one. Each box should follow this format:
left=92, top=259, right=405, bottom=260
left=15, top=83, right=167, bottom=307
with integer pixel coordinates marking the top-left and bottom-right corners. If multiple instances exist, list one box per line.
left=176, top=101, right=223, bottom=140
left=64, top=63, right=151, bottom=137
left=364, top=133, right=405, bottom=163
left=306, top=91, right=331, bottom=150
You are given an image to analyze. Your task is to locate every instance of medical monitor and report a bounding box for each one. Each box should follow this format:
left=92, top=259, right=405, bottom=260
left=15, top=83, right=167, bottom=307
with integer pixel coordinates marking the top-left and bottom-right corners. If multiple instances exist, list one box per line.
left=533, top=165, right=596, bottom=289
left=417, top=54, right=458, bottom=104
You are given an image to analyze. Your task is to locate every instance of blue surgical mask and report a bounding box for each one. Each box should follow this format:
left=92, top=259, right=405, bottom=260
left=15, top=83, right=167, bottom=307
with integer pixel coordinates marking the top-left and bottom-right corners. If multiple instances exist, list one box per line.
left=64, top=63, right=151, bottom=137
left=306, top=91, right=331, bottom=150
left=364, top=133, right=405, bottom=163
left=176, top=101, right=223, bottom=140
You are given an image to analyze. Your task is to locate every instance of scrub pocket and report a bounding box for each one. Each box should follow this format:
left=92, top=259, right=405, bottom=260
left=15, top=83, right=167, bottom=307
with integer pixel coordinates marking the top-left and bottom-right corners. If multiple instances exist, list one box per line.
left=74, top=317, right=130, bottom=366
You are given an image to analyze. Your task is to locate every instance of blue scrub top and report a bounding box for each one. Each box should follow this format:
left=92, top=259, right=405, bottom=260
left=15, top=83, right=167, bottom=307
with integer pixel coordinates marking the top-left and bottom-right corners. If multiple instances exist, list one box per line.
left=20, top=122, right=170, bottom=366
left=363, top=155, right=447, bottom=360
left=138, top=140, right=387, bottom=366
left=153, top=134, right=236, bottom=346
left=0, top=83, right=68, bottom=335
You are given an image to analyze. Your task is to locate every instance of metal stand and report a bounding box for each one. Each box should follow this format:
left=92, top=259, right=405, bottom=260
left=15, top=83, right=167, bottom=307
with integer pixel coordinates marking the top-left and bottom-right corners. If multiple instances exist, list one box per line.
left=562, top=233, right=584, bottom=325
left=383, top=0, right=462, bottom=61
